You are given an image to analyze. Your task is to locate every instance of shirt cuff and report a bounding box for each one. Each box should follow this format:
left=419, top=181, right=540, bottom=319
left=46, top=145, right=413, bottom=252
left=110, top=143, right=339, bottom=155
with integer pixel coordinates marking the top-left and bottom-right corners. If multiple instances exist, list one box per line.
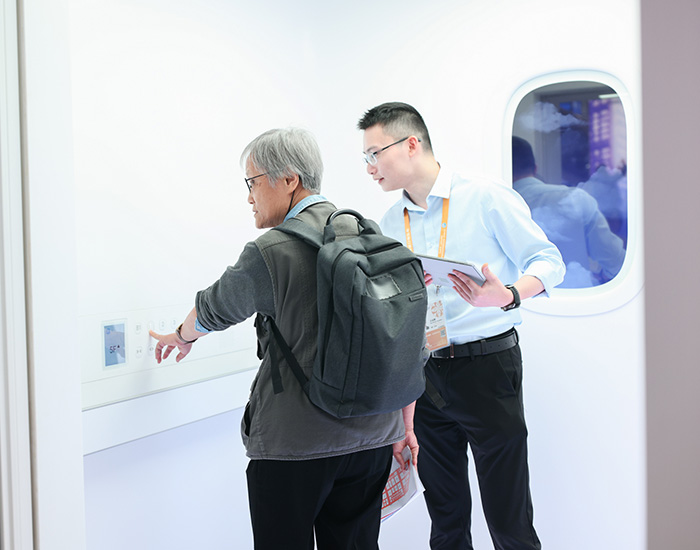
left=194, top=317, right=213, bottom=334
left=524, top=261, right=566, bottom=297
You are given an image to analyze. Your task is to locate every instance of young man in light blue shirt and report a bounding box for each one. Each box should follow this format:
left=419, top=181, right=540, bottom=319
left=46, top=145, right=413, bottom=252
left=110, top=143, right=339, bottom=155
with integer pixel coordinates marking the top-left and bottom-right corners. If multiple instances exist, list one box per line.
left=358, top=102, right=565, bottom=550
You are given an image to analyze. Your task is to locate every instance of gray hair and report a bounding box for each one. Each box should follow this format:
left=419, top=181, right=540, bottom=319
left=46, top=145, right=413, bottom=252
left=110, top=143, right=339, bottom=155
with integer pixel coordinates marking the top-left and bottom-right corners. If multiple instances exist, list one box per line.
left=240, top=127, right=323, bottom=193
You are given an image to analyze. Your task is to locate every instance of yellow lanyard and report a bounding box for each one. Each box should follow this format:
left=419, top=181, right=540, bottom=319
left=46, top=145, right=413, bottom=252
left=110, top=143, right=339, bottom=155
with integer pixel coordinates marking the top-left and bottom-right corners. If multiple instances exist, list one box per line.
left=403, top=198, right=450, bottom=257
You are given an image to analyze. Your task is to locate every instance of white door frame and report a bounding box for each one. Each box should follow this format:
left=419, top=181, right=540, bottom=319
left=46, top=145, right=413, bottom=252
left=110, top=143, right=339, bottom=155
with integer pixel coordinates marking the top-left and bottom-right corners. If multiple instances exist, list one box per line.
left=0, top=0, right=34, bottom=547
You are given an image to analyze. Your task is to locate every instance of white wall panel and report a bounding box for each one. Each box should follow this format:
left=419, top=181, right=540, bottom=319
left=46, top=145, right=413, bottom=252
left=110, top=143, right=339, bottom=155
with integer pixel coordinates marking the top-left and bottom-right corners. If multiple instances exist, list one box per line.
left=84, top=409, right=252, bottom=550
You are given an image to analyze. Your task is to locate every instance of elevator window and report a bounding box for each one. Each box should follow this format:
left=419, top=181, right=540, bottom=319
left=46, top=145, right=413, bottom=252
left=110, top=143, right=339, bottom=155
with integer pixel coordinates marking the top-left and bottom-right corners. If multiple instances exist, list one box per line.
left=512, top=81, right=627, bottom=289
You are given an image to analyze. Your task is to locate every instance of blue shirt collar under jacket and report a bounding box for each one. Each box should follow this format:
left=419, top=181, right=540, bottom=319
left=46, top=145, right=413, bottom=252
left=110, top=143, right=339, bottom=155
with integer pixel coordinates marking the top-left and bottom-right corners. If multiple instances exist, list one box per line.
left=283, top=194, right=329, bottom=222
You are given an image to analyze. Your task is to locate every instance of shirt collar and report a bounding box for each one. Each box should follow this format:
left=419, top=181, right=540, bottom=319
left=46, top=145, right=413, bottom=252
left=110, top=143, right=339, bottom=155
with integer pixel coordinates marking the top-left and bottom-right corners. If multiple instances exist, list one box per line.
left=431, top=165, right=452, bottom=199
left=401, top=164, right=451, bottom=211
left=283, top=194, right=328, bottom=222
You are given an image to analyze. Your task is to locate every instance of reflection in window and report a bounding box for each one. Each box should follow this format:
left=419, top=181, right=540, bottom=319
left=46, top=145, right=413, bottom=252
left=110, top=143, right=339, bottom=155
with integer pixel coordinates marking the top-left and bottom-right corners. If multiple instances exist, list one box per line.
left=512, top=82, right=627, bottom=289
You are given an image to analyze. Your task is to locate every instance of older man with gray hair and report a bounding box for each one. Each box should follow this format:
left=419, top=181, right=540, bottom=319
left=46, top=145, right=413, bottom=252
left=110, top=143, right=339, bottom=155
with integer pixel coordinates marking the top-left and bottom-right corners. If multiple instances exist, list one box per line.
left=150, top=127, right=407, bottom=550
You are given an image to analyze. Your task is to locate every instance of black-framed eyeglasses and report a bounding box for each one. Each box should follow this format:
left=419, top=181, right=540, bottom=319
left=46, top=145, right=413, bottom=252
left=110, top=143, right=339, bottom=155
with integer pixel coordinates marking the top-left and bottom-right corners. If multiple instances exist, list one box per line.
left=363, top=136, right=421, bottom=165
left=245, top=172, right=268, bottom=192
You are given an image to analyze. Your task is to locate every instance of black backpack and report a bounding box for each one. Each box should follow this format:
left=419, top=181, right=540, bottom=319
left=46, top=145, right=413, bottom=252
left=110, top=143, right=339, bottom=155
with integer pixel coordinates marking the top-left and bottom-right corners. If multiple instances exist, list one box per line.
left=264, top=209, right=427, bottom=418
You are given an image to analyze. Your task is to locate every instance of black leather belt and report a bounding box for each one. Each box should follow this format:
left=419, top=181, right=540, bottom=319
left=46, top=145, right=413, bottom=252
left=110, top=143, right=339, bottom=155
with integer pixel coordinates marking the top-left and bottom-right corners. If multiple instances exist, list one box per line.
left=431, top=328, right=518, bottom=359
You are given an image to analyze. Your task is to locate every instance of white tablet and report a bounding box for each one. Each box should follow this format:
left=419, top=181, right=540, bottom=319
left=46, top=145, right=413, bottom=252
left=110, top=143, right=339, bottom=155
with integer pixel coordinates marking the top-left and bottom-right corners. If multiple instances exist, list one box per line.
left=416, top=254, right=486, bottom=287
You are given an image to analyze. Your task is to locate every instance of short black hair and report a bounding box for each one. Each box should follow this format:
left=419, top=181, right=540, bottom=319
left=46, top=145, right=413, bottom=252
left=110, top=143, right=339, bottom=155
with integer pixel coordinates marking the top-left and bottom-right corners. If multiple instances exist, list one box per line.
left=512, top=136, right=536, bottom=178
left=357, top=102, right=433, bottom=153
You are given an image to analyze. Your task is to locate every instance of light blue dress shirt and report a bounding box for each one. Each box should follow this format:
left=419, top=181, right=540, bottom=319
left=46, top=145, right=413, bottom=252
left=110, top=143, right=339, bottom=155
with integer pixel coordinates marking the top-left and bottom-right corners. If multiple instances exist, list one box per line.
left=379, top=168, right=565, bottom=343
left=283, top=193, right=329, bottom=222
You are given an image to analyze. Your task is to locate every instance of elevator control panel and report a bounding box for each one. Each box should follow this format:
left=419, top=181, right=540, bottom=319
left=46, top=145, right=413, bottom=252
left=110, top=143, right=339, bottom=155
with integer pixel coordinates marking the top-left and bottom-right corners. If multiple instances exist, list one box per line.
left=80, top=304, right=258, bottom=410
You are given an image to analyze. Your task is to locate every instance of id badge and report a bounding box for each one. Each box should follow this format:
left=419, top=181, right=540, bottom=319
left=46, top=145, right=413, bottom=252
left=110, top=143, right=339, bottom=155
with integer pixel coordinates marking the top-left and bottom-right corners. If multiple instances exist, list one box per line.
left=425, top=286, right=450, bottom=351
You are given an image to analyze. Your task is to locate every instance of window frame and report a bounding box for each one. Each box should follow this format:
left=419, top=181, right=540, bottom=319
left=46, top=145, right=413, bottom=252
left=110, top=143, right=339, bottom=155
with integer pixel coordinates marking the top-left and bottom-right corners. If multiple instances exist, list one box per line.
left=504, top=71, right=643, bottom=316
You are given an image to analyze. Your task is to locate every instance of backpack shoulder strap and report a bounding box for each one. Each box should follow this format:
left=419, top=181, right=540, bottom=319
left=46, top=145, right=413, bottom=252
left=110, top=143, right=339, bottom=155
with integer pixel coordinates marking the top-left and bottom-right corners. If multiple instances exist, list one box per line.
left=274, top=217, right=324, bottom=249
left=261, top=315, right=311, bottom=396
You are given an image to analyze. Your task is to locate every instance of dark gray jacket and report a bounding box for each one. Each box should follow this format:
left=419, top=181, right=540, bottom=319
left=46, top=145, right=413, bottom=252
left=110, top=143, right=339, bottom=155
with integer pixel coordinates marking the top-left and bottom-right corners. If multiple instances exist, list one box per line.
left=196, top=200, right=404, bottom=460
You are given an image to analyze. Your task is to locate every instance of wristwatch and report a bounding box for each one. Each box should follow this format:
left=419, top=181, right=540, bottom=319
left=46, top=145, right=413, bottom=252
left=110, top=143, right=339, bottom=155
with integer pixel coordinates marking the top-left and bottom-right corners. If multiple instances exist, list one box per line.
left=501, top=284, right=521, bottom=311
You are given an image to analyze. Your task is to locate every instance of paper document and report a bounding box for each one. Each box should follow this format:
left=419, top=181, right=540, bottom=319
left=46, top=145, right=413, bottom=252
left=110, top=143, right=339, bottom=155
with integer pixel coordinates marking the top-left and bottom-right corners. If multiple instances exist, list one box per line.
left=416, top=254, right=485, bottom=287
left=381, top=447, right=424, bottom=522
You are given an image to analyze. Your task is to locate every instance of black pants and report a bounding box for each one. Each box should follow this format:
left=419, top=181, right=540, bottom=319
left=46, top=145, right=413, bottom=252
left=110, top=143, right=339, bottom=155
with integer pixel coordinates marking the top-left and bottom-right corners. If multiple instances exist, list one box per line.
left=416, top=342, right=541, bottom=550
left=246, top=445, right=393, bottom=550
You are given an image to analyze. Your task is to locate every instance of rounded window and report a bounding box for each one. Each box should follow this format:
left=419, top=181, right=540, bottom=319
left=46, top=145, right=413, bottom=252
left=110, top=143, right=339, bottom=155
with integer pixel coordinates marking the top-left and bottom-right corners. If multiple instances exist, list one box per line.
left=505, top=73, right=642, bottom=315
left=512, top=81, right=627, bottom=289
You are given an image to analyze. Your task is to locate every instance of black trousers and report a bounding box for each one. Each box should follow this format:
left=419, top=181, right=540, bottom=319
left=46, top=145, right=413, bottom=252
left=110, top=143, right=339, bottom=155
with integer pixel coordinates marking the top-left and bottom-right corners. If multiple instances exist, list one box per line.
left=415, top=342, right=541, bottom=550
left=246, top=445, right=393, bottom=550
